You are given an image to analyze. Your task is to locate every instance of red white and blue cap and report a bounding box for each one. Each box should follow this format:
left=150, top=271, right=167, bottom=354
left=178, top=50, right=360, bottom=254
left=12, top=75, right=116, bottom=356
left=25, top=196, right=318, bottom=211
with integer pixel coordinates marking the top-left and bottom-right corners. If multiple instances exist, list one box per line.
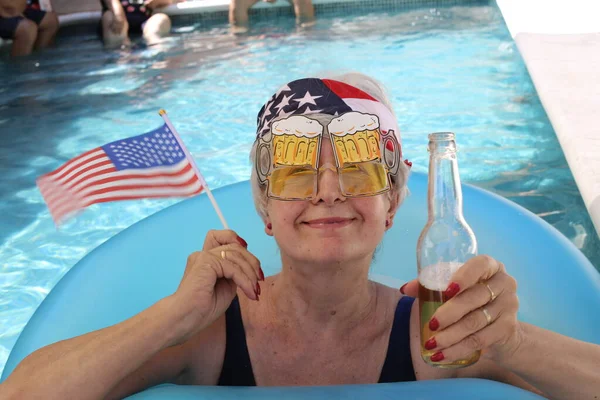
left=256, top=78, right=403, bottom=157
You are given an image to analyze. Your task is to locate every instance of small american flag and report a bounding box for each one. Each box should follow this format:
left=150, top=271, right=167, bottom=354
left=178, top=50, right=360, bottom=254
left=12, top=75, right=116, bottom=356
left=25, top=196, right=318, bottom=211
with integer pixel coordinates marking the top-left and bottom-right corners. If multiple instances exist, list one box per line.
left=37, top=122, right=204, bottom=224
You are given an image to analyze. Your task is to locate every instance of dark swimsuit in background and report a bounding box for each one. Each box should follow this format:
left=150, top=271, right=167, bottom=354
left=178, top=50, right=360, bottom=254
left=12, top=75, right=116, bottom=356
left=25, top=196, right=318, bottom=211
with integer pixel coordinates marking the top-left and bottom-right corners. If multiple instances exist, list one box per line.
left=217, top=295, right=416, bottom=385
left=101, top=0, right=153, bottom=34
left=0, top=2, right=47, bottom=40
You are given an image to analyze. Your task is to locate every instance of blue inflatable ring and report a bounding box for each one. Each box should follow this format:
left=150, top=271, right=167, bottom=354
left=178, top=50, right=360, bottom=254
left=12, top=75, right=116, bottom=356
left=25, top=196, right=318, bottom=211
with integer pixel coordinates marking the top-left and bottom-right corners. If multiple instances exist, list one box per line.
left=3, top=172, right=600, bottom=399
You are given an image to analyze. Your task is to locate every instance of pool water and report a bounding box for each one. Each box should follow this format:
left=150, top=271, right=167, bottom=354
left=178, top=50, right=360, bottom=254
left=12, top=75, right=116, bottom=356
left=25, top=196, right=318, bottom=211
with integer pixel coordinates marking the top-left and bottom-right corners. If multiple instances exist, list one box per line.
left=1, top=3, right=598, bottom=375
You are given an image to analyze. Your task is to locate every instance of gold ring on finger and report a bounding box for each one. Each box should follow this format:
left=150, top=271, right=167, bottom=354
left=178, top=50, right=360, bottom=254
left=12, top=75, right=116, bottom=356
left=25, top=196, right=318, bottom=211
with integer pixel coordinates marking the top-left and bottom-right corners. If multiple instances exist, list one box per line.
left=221, top=250, right=226, bottom=260
left=481, top=307, right=493, bottom=325
left=481, top=282, right=496, bottom=302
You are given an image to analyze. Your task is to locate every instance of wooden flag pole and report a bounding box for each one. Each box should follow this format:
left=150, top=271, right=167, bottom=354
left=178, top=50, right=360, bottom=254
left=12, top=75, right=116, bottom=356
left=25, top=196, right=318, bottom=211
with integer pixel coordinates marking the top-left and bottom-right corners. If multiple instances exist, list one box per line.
left=159, top=109, right=229, bottom=230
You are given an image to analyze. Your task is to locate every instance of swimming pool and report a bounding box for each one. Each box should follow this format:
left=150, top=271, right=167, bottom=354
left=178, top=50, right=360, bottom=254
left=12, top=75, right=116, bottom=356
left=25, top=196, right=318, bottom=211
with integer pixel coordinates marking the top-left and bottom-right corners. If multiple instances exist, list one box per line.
left=0, top=2, right=598, bottom=376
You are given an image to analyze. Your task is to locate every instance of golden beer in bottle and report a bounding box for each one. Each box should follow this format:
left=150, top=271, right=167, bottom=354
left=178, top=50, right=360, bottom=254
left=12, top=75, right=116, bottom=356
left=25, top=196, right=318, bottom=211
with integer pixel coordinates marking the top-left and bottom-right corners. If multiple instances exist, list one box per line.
left=417, top=132, right=479, bottom=368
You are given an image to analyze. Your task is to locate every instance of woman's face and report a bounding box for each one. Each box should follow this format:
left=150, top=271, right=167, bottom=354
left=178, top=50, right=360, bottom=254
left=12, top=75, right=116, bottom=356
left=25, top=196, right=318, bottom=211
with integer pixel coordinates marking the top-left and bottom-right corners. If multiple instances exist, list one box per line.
left=265, top=138, right=398, bottom=266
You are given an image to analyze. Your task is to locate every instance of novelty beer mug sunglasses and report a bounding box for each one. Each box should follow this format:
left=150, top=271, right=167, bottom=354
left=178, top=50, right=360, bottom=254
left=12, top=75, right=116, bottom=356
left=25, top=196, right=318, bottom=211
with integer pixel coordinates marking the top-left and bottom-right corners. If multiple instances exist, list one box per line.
left=254, top=112, right=401, bottom=200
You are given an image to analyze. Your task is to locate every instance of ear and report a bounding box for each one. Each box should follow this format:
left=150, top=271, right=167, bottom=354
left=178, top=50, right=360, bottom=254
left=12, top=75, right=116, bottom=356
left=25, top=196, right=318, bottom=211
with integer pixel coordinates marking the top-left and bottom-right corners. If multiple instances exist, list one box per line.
left=264, top=219, right=273, bottom=236
left=386, top=190, right=401, bottom=230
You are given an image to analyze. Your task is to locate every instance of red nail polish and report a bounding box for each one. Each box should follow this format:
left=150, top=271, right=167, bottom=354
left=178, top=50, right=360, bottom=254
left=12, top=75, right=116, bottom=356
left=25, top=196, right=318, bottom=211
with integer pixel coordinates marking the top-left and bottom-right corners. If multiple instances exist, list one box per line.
left=259, top=267, right=265, bottom=281
left=399, top=283, right=408, bottom=294
left=404, top=159, right=413, bottom=167
left=429, top=317, right=440, bottom=331
left=424, top=337, right=437, bottom=350
left=256, top=282, right=261, bottom=296
left=236, top=236, right=248, bottom=248
left=385, top=141, right=394, bottom=151
left=444, top=282, right=460, bottom=299
left=430, top=351, right=444, bottom=362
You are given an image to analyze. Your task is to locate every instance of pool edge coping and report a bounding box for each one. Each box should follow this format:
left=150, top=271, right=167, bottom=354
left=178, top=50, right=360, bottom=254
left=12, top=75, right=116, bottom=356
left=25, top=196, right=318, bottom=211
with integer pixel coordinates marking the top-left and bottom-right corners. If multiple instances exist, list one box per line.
left=496, top=0, right=600, bottom=237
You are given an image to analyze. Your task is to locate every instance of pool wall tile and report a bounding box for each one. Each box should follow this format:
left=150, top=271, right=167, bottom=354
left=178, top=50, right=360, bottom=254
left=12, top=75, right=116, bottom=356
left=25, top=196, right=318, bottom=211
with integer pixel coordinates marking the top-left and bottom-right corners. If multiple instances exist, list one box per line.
left=171, top=0, right=490, bottom=25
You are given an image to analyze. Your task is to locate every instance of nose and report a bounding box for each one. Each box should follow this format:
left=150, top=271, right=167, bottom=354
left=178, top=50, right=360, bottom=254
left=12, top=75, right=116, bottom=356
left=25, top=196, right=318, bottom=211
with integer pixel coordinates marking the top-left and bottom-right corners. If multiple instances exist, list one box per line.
left=311, top=164, right=346, bottom=206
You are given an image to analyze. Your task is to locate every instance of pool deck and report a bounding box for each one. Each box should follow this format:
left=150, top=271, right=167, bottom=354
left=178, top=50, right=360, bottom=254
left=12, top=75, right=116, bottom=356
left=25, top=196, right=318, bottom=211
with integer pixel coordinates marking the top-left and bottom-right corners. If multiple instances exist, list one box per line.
left=496, top=0, right=600, bottom=237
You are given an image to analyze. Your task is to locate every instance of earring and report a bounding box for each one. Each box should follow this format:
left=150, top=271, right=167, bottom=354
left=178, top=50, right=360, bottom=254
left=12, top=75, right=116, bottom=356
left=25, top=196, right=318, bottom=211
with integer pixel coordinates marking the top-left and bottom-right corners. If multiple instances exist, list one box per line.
left=385, top=220, right=390, bottom=227
left=267, top=223, right=272, bottom=230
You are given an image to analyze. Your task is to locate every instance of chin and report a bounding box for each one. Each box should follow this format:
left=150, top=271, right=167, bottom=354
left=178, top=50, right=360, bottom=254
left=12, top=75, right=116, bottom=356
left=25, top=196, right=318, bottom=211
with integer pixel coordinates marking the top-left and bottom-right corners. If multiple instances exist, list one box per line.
left=291, top=242, right=369, bottom=265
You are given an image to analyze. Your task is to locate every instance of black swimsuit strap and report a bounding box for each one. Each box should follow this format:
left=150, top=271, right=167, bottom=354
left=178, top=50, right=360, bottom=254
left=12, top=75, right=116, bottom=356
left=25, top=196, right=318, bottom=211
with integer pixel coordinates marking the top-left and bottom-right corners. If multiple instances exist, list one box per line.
left=217, top=297, right=256, bottom=386
left=378, top=295, right=417, bottom=382
left=217, top=295, right=416, bottom=385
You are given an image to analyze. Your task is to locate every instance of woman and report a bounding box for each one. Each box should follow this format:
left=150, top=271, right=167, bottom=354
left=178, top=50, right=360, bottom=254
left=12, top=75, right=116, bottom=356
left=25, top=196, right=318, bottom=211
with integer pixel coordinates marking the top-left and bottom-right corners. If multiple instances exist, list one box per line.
left=1, top=73, right=599, bottom=400
left=100, top=0, right=181, bottom=48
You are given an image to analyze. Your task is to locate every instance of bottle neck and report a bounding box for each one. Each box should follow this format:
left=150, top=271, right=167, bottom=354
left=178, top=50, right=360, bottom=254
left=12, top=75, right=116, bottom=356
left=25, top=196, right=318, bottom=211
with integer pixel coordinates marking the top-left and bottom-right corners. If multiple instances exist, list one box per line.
left=428, top=147, right=463, bottom=220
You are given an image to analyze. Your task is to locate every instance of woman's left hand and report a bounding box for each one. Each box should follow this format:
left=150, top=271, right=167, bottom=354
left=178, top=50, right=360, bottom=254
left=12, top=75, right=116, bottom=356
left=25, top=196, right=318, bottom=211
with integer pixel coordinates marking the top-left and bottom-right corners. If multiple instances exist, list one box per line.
left=402, top=255, right=524, bottom=363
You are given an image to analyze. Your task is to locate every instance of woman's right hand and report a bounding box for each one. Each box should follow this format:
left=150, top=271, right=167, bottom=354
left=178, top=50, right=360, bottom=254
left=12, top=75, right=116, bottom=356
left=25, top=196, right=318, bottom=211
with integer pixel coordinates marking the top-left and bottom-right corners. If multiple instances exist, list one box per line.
left=171, top=230, right=264, bottom=339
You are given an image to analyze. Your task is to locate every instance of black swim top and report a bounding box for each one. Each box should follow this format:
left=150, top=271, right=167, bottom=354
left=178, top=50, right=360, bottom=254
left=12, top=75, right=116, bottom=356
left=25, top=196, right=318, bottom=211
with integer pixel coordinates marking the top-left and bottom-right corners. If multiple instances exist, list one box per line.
left=217, top=295, right=416, bottom=385
left=101, top=0, right=152, bottom=17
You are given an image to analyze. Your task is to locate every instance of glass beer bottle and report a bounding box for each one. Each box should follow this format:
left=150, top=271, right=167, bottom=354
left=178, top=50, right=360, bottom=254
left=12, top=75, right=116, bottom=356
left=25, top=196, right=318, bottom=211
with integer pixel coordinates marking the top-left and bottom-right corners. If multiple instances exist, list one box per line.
left=417, top=132, right=479, bottom=368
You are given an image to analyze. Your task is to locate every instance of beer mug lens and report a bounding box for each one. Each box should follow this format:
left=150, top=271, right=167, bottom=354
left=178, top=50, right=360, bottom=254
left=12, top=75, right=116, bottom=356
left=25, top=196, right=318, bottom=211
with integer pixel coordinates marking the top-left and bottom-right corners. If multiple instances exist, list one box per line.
left=269, top=166, right=316, bottom=199
left=339, top=162, right=389, bottom=196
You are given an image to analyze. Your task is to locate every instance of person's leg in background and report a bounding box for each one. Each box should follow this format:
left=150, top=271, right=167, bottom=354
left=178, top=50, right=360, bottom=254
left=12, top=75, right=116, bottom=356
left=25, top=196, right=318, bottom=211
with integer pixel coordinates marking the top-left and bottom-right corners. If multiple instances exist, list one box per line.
left=142, top=13, right=170, bottom=44
left=32, top=9, right=58, bottom=49
left=229, top=0, right=260, bottom=33
left=101, top=9, right=130, bottom=48
left=10, top=17, right=38, bottom=57
left=229, top=0, right=314, bottom=32
left=291, top=0, right=314, bottom=26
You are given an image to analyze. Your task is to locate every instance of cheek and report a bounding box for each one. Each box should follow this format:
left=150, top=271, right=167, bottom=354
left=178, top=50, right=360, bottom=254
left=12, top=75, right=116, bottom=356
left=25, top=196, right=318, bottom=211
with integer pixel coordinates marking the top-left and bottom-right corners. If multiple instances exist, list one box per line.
left=267, top=200, right=304, bottom=225
left=354, top=197, right=390, bottom=224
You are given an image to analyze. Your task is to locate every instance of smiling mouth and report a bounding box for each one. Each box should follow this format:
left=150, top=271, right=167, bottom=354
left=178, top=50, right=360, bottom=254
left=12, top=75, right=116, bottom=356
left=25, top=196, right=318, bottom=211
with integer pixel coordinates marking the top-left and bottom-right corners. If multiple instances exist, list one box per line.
left=302, top=217, right=354, bottom=228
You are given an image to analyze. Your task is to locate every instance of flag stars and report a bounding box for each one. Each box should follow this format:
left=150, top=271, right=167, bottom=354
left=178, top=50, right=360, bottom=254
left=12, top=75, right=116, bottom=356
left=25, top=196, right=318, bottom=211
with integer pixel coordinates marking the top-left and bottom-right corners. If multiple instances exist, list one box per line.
left=275, top=94, right=294, bottom=112
left=105, top=127, right=186, bottom=170
left=275, top=84, right=291, bottom=97
left=293, top=91, right=322, bottom=107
